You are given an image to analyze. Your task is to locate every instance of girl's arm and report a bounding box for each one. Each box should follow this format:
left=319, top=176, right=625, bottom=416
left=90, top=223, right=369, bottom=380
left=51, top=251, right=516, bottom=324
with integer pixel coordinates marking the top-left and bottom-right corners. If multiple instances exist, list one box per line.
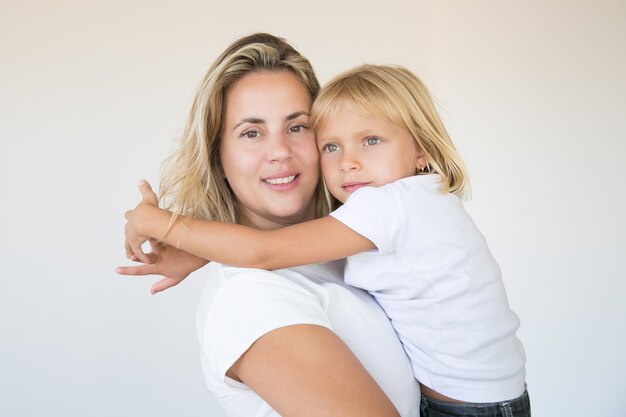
left=227, top=323, right=400, bottom=417
left=125, top=181, right=375, bottom=270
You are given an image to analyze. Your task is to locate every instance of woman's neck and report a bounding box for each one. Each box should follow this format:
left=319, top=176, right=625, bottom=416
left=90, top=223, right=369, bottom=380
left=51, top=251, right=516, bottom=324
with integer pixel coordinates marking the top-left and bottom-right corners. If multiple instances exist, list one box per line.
left=237, top=204, right=317, bottom=231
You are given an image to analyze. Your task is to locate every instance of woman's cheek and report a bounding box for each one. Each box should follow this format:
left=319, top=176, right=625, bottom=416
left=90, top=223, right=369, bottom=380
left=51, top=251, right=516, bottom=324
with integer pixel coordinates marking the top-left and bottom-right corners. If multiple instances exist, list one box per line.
left=306, top=134, right=321, bottom=164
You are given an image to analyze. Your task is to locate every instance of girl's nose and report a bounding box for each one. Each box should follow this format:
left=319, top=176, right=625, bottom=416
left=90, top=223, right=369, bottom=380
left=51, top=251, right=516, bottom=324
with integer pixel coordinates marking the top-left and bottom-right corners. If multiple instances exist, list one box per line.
left=340, top=152, right=360, bottom=173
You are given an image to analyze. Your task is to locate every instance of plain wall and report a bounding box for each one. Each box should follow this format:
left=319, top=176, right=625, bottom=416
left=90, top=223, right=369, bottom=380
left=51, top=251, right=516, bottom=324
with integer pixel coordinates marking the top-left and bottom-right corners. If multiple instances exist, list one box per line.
left=1, top=1, right=624, bottom=416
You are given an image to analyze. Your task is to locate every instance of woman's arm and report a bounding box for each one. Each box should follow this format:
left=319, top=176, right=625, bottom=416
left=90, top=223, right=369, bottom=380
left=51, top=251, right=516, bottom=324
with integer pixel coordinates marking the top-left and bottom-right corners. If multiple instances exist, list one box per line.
left=228, top=324, right=400, bottom=417
left=125, top=181, right=375, bottom=270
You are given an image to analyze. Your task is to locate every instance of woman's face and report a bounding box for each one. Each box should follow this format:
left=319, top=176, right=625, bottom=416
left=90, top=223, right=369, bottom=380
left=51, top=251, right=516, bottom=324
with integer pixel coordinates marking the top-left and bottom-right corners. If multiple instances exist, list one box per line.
left=220, top=70, right=319, bottom=230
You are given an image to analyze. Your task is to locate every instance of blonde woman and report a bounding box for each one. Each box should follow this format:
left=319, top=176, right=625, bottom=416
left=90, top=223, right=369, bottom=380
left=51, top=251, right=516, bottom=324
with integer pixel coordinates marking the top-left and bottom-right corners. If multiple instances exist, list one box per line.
left=118, top=34, right=419, bottom=417
left=123, top=63, right=530, bottom=416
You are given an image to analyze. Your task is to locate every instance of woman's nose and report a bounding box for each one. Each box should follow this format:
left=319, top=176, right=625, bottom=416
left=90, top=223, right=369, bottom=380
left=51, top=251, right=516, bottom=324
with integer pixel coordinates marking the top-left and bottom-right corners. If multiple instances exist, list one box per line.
left=267, top=132, right=292, bottom=162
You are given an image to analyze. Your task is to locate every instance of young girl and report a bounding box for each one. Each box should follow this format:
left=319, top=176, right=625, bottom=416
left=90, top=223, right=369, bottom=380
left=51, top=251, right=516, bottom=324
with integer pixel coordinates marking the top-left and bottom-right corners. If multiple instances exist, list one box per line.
left=124, top=64, right=529, bottom=416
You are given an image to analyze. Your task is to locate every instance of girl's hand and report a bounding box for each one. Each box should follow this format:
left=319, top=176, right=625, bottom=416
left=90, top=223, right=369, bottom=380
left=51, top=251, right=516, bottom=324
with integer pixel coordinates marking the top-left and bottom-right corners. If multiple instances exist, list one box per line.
left=117, top=240, right=209, bottom=294
left=124, top=180, right=159, bottom=264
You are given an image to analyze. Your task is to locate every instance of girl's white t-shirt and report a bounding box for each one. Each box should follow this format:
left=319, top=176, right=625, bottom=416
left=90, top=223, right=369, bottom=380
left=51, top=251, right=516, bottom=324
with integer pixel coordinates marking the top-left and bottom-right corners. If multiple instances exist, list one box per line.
left=196, top=260, right=420, bottom=417
left=330, top=175, right=526, bottom=403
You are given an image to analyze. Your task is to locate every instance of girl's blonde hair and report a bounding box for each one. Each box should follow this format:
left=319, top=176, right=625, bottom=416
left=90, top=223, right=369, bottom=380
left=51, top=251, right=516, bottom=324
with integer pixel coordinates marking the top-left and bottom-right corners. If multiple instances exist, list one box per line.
left=159, top=33, right=328, bottom=222
left=311, top=64, right=469, bottom=197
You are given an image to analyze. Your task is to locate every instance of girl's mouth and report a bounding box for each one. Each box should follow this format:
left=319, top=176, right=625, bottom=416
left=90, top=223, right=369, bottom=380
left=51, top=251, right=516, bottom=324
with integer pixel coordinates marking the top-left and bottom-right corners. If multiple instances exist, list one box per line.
left=342, top=182, right=371, bottom=193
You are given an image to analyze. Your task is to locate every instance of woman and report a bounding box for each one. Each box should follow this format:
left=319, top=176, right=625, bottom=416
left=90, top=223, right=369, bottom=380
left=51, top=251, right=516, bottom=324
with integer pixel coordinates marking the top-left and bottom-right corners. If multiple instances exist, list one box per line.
left=118, top=33, right=419, bottom=417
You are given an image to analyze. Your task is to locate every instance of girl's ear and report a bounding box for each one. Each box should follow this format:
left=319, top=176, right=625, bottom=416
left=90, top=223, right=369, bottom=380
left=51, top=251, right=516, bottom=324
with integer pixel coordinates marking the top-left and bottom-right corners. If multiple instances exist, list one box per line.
left=409, top=133, right=428, bottom=172
left=414, top=147, right=428, bottom=172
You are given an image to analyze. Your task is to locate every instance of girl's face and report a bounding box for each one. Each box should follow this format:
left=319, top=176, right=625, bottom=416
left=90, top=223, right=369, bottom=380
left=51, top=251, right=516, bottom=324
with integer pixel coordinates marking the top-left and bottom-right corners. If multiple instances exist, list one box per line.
left=220, top=71, right=319, bottom=230
left=316, top=100, right=425, bottom=203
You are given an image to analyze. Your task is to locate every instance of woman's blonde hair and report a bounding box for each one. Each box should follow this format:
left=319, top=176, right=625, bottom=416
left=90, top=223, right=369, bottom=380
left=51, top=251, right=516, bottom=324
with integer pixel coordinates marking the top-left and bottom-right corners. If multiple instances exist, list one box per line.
left=311, top=64, right=469, bottom=197
left=159, top=33, right=328, bottom=222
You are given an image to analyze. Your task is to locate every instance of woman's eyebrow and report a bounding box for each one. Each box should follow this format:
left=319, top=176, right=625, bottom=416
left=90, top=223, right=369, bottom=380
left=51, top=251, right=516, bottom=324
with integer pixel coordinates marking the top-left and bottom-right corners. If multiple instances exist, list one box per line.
left=233, top=117, right=264, bottom=130
left=232, top=112, right=308, bottom=130
left=286, top=111, right=309, bottom=121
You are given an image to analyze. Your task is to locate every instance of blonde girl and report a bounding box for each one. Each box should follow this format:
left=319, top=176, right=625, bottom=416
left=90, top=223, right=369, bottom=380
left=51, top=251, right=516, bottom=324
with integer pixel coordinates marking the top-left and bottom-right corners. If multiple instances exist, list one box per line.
left=123, top=63, right=529, bottom=416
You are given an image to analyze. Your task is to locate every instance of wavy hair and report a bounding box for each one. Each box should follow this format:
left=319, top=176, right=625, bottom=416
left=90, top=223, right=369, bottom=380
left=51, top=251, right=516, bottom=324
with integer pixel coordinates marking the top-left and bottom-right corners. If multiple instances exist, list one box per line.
left=159, top=33, right=327, bottom=222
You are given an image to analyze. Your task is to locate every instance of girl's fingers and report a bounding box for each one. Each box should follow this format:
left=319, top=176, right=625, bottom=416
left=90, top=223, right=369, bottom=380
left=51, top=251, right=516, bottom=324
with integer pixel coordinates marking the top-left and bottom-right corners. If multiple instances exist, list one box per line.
left=124, top=210, right=132, bottom=220
left=129, top=252, right=157, bottom=264
left=143, top=252, right=159, bottom=264
left=137, top=239, right=161, bottom=264
left=125, top=238, right=134, bottom=260
left=138, top=180, right=159, bottom=205
left=134, top=249, right=150, bottom=265
left=148, top=238, right=164, bottom=256
left=130, top=239, right=150, bottom=264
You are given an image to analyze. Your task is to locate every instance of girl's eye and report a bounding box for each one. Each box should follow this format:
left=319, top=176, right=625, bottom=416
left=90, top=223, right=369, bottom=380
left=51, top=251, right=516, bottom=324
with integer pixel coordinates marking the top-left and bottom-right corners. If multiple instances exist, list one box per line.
left=242, top=130, right=260, bottom=139
left=364, top=136, right=381, bottom=146
left=289, top=124, right=308, bottom=133
left=322, top=143, right=339, bottom=153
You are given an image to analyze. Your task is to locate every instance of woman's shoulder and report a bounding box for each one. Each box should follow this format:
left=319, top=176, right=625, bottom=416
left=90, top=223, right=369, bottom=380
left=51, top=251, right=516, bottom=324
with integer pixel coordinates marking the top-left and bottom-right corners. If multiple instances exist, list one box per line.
left=196, top=263, right=338, bottom=394
left=196, top=261, right=347, bottom=344
left=207, top=260, right=345, bottom=291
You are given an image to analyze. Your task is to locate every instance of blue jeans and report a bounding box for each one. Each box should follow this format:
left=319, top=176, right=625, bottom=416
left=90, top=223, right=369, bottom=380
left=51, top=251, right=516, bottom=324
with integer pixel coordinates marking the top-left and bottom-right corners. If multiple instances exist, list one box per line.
left=420, top=389, right=531, bottom=417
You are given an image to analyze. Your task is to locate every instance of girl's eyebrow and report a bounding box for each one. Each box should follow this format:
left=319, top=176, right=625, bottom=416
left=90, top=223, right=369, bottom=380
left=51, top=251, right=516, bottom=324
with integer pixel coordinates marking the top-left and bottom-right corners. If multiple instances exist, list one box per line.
left=355, top=129, right=379, bottom=136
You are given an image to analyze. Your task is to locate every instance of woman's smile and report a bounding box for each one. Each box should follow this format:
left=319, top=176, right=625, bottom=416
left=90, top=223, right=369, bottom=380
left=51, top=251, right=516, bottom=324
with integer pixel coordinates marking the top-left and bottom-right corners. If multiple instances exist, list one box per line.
left=263, top=172, right=298, bottom=185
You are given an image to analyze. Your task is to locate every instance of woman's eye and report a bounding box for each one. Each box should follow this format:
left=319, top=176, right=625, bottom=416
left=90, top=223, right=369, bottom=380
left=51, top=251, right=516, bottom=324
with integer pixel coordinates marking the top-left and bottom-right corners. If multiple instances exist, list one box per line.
left=364, top=136, right=381, bottom=146
left=289, top=124, right=308, bottom=133
left=322, top=143, right=339, bottom=153
left=242, top=130, right=260, bottom=139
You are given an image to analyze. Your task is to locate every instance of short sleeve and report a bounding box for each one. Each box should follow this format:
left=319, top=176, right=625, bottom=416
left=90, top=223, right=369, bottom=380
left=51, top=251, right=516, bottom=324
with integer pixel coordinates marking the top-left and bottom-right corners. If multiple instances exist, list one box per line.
left=330, top=185, right=404, bottom=253
left=199, top=268, right=333, bottom=385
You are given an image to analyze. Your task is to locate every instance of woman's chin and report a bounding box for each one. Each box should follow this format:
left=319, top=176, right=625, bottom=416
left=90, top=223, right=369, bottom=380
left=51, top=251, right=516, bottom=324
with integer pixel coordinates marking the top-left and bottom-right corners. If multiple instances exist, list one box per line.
left=268, top=202, right=315, bottom=223
left=237, top=198, right=315, bottom=229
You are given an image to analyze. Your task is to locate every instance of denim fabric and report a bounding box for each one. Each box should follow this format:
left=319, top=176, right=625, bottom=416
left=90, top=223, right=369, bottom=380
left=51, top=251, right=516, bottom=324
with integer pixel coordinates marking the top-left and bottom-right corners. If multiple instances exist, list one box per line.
left=420, top=389, right=531, bottom=417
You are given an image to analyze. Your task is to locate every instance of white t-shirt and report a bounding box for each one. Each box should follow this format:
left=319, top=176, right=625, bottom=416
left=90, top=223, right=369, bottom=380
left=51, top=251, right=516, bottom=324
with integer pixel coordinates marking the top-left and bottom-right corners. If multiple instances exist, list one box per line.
left=330, top=175, right=526, bottom=403
left=196, top=260, right=420, bottom=417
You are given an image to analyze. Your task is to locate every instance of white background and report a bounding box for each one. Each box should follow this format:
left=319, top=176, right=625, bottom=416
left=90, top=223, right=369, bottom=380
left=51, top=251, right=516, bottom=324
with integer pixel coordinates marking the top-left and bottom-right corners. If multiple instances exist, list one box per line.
left=1, top=1, right=624, bottom=416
